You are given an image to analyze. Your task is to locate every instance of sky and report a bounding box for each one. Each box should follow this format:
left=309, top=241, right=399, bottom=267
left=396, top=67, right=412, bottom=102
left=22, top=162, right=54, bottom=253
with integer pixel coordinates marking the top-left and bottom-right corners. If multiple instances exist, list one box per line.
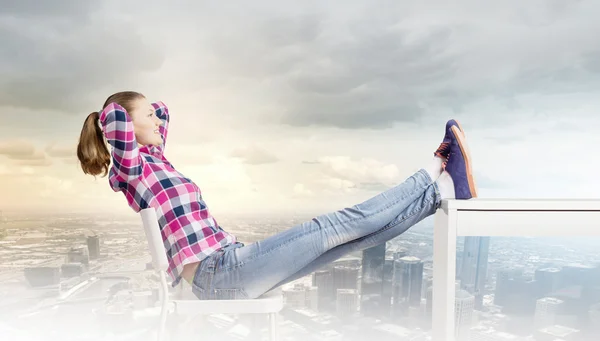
left=0, top=0, right=599, bottom=217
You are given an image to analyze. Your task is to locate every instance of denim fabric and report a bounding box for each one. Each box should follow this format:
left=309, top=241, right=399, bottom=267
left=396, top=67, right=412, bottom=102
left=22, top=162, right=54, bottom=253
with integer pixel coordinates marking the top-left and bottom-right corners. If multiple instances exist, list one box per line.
left=191, top=168, right=442, bottom=300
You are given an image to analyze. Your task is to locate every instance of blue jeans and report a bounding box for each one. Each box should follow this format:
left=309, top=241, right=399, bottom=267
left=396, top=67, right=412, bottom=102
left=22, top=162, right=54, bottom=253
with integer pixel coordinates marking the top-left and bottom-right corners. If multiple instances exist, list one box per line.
left=191, top=169, right=442, bottom=300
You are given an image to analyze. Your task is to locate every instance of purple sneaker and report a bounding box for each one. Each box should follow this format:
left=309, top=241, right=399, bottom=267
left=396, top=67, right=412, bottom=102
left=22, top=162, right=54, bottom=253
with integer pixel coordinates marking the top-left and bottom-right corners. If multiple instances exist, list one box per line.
left=445, top=125, right=478, bottom=199
left=434, top=119, right=465, bottom=168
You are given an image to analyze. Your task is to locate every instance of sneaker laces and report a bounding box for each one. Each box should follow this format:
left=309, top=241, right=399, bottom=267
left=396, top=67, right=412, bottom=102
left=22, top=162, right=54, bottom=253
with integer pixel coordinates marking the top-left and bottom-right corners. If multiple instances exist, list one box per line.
left=434, top=142, right=449, bottom=158
left=442, top=153, right=450, bottom=170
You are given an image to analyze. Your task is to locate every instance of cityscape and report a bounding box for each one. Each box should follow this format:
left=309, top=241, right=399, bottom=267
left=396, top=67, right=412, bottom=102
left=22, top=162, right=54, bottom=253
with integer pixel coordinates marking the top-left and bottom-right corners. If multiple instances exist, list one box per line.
left=0, top=210, right=599, bottom=340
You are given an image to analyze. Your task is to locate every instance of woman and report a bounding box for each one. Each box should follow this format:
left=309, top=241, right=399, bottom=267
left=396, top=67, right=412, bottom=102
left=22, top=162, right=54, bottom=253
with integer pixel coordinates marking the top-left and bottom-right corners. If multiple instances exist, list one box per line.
left=76, top=91, right=477, bottom=300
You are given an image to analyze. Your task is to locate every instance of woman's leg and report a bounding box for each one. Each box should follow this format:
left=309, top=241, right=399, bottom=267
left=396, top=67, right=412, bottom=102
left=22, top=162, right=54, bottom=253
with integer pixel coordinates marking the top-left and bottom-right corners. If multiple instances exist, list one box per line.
left=191, top=168, right=440, bottom=299
left=262, top=171, right=455, bottom=293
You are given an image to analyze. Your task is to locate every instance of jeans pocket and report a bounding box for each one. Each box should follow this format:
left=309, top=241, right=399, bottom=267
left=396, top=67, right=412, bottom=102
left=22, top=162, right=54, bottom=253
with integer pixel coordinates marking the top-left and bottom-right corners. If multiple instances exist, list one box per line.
left=191, top=252, right=248, bottom=300
left=192, top=274, right=248, bottom=300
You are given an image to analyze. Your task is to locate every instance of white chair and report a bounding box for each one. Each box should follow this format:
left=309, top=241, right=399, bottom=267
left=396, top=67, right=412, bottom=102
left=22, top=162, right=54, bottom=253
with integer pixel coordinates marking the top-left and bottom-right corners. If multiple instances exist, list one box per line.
left=139, top=207, right=284, bottom=341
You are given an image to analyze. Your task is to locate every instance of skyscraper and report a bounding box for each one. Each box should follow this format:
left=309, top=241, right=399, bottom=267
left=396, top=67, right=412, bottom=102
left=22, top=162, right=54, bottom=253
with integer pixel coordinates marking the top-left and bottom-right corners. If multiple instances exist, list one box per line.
left=534, top=297, right=564, bottom=329
left=459, top=236, right=490, bottom=310
left=336, top=289, right=359, bottom=319
left=495, top=267, right=524, bottom=307
left=534, top=267, right=561, bottom=297
left=360, top=243, right=386, bottom=317
left=87, top=235, right=100, bottom=260
left=455, top=290, right=475, bottom=341
left=313, top=270, right=334, bottom=311
left=392, top=256, right=424, bottom=316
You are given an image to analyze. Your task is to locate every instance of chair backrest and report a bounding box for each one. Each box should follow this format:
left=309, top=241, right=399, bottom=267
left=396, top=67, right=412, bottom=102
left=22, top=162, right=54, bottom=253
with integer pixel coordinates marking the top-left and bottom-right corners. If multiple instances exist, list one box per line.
left=140, top=207, right=169, bottom=272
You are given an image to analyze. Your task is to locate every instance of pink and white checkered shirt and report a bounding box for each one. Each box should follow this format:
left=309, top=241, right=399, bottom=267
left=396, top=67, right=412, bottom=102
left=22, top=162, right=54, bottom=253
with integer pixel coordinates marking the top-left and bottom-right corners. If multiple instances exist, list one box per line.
left=99, top=102, right=237, bottom=287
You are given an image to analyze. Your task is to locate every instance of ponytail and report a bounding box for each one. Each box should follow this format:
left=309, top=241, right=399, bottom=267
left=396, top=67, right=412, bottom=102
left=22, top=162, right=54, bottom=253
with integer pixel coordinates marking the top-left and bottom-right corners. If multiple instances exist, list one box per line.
left=77, top=111, right=110, bottom=177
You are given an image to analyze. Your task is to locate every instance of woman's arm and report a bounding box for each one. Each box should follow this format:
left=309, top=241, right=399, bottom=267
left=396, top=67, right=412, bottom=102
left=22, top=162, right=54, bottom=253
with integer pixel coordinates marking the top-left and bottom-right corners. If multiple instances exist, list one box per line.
left=99, top=103, right=143, bottom=181
left=152, top=101, right=170, bottom=154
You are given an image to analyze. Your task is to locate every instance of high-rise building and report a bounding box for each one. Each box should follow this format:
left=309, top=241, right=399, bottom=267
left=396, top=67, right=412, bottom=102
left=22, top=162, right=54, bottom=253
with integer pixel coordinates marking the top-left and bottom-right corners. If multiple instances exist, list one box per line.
left=333, top=265, right=359, bottom=291
left=336, top=288, right=359, bottom=319
left=312, top=269, right=334, bottom=311
left=534, top=297, right=564, bottom=328
left=87, top=235, right=100, bottom=260
left=382, top=256, right=395, bottom=316
left=494, top=268, right=523, bottom=307
left=560, top=263, right=597, bottom=288
left=283, top=285, right=307, bottom=308
left=455, top=290, right=475, bottom=341
left=24, top=267, right=60, bottom=287
left=534, top=268, right=561, bottom=297
left=67, top=246, right=89, bottom=268
left=305, top=286, right=318, bottom=311
left=393, top=248, right=408, bottom=260
left=459, top=236, right=490, bottom=309
left=392, top=256, right=424, bottom=316
left=360, top=243, right=386, bottom=317
left=61, top=263, right=84, bottom=278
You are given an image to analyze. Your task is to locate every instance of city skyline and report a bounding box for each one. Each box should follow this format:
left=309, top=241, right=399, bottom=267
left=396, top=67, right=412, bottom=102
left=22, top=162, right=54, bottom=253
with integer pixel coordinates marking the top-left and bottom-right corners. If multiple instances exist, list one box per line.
left=2, top=211, right=599, bottom=340
left=1, top=1, right=600, bottom=216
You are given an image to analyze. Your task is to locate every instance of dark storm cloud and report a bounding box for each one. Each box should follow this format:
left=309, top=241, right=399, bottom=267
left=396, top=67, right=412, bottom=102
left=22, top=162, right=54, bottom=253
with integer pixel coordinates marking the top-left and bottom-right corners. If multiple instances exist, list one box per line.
left=0, top=0, right=166, bottom=113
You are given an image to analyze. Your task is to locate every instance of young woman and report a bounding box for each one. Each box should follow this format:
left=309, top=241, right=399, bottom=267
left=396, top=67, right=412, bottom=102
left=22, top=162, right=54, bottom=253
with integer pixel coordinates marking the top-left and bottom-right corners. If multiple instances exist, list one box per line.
left=76, top=91, right=477, bottom=300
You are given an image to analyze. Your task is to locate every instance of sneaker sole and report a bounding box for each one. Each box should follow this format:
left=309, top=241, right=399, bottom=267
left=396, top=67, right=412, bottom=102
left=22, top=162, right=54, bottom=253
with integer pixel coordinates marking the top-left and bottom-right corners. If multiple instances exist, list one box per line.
left=454, top=119, right=465, bottom=138
left=451, top=125, right=477, bottom=198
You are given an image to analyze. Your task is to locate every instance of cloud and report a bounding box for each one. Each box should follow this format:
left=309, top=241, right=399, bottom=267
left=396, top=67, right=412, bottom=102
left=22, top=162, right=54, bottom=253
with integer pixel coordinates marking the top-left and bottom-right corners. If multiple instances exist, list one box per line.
left=45, top=143, right=77, bottom=159
left=0, top=0, right=166, bottom=113
left=0, top=0, right=97, bottom=19
left=0, top=140, right=52, bottom=166
left=166, top=0, right=600, bottom=130
left=317, top=156, right=400, bottom=186
left=200, top=11, right=457, bottom=129
left=0, top=140, right=38, bottom=158
left=293, top=183, right=314, bottom=197
left=294, top=155, right=401, bottom=195
left=315, top=177, right=357, bottom=194
left=230, top=146, right=279, bottom=165
left=4, top=0, right=599, bottom=132
left=13, top=158, right=52, bottom=167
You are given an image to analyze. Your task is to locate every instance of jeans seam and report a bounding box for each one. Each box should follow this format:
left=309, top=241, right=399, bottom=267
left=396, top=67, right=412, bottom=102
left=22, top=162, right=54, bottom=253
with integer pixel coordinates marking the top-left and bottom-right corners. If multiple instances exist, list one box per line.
left=348, top=189, right=437, bottom=244
left=229, top=173, right=431, bottom=270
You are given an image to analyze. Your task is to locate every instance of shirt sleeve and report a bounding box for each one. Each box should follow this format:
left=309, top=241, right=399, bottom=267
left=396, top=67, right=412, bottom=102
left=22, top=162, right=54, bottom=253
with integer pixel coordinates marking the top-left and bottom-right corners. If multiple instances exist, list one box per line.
left=152, top=101, right=170, bottom=154
left=99, top=103, right=143, bottom=181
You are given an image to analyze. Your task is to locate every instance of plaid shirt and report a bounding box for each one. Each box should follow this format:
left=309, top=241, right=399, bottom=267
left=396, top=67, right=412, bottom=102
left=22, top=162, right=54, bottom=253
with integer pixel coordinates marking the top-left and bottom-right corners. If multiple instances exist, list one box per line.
left=100, top=102, right=237, bottom=287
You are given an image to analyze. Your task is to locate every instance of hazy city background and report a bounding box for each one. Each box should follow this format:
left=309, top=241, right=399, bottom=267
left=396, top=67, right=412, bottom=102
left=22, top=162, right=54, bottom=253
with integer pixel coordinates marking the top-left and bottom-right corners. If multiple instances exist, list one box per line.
left=1, top=211, right=599, bottom=340
left=1, top=0, right=600, bottom=340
